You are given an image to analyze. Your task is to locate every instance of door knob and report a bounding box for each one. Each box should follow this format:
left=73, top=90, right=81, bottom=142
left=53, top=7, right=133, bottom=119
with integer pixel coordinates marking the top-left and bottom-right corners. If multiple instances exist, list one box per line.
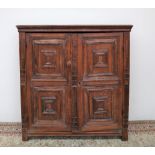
left=67, top=60, right=71, bottom=68
left=78, top=81, right=81, bottom=86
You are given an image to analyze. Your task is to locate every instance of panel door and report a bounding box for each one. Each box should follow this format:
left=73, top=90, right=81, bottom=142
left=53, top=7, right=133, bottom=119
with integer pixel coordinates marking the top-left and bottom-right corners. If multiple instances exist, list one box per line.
left=77, top=33, right=124, bottom=132
left=26, top=33, right=72, bottom=132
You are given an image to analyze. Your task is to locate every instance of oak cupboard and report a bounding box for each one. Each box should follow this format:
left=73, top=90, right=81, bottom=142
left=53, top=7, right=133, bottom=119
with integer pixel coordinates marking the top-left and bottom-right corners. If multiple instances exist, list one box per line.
left=17, top=25, right=132, bottom=141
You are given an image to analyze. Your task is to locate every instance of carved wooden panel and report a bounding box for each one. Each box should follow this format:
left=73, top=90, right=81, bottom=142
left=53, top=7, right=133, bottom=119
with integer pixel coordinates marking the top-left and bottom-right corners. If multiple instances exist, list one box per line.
left=30, top=86, right=71, bottom=131
left=77, top=86, right=122, bottom=132
left=32, top=87, right=62, bottom=121
left=93, top=49, right=108, bottom=68
left=33, top=40, right=65, bottom=78
left=41, top=96, right=56, bottom=114
left=39, top=49, right=56, bottom=69
left=84, top=39, right=116, bottom=76
left=92, top=95, right=111, bottom=119
left=26, top=33, right=71, bottom=82
left=77, top=33, right=123, bottom=83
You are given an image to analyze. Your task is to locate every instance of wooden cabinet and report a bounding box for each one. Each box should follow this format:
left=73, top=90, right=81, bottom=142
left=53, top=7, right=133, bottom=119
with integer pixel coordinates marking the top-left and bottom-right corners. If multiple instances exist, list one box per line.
left=17, top=25, right=132, bottom=141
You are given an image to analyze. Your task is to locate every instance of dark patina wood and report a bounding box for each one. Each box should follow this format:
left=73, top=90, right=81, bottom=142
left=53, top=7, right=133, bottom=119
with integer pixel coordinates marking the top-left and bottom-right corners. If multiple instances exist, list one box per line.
left=17, top=25, right=132, bottom=141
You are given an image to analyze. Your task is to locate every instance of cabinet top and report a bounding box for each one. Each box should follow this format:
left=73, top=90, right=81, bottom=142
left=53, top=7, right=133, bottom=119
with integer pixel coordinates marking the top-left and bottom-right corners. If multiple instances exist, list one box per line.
left=16, top=25, right=133, bottom=32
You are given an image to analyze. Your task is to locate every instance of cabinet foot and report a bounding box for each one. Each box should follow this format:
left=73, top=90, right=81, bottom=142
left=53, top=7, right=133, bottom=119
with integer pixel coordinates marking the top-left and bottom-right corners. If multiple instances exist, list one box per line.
left=22, top=133, right=29, bottom=141
left=121, top=129, right=128, bottom=141
left=22, top=128, right=29, bottom=141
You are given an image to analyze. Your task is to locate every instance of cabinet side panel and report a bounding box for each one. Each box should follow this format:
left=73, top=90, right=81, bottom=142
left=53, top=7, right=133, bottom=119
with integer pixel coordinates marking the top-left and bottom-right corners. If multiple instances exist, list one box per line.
left=19, top=32, right=28, bottom=141
left=122, top=32, right=130, bottom=141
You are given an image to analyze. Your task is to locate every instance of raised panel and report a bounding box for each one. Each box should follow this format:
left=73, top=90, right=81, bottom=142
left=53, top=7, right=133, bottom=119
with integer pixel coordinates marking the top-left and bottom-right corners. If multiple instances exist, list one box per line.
left=41, top=96, right=56, bottom=114
left=93, top=49, right=108, bottom=68
left=26, top=33, right=71, bottom=82
left=85, top=39, right=116, bottom=76
left=37, top=90, right=61, bottom=120
left=30, top=86, right=71, bottom=131
left=39, top=49, right=56, bottom=69
left=78, top=33, right=123, bottom=83
left=33, top=39, right=65, bottom=78
left=92, top=96, right=111, bottom=119
left=77, top=86, right=122, bottom=132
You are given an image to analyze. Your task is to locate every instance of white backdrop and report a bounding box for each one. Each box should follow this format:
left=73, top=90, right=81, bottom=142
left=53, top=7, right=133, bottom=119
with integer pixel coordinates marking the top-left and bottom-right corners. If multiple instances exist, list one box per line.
left=0, top=8, right=155, bottom=122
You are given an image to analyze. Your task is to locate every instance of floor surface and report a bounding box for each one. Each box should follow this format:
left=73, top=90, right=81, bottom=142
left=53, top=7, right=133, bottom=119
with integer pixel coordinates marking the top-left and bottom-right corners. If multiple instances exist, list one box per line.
left=0, top=121, right=155, bottom=147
